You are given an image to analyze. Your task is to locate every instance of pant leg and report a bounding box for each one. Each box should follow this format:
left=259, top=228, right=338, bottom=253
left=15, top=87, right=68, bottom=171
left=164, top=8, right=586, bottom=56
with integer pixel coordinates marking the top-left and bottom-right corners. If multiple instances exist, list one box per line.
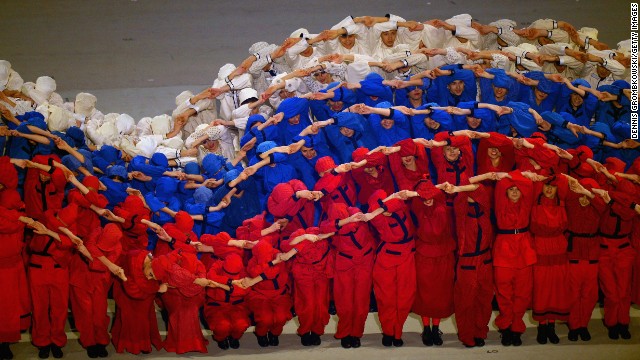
left=454, top=267, right=478, bottom=346
left=270, top=294, right=293, bottom=336
left=49, top=267, right=70, bottom=347
left=292, top=270, right=315, bottom=335
left=70, top=285, right=95, bottom=347
left=511, top=266, right=533, bottom=334
left=614, top=247, right=636, bottom=325
left=599, top=248, right=620, bottom=327
left=333, top=268, right=355, bottom=339
left=373, top=261, right=398, bottom=337
left=475, top=262, right=494, bottom=340
left=311, top=274, right=330, bottom=335
left=494, top=266, right=515, bottom=331
left=394, top=255, right=416, bottom=339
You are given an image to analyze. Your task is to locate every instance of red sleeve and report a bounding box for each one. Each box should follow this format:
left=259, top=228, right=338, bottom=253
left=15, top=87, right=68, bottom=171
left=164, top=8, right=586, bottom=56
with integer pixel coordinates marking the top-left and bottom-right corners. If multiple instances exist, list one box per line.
left=0, top=208, right=25, bottom=233
left=51, top=168, right=68, bottom=192
left=84, top=191, right=109, bottom=208
left=167, top=263, right=202, bottom=297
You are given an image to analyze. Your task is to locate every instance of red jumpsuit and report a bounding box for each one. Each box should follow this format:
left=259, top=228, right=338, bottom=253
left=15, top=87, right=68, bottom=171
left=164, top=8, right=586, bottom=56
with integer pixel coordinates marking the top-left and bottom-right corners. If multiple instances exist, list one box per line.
left=597, top=173, right=637, bottom=328
left=565, top=178, right=606, bottom=331
left=530, top=176, right=571, bottom=322
left=388, top=139, right=430, bottom=191
left=69, top=224, right=122, bottom=349
left=368, top=190, right=416, bottom=340
left=453, top=182, right=495, bottom=346
left=320, top=204, right=374, bottom=340
left=493, top=172, right=536, bottom=334
left=246, top=240, right=293, bottom=337
left=0, top=190, right=30, bottom=343
left=111, top=250, right=162, bottom=354
left=152, top=250, right=209, bottom=354
left=112, top=195, right=151, bottom=253
left=351, top=148, right=395, bottom=207
left=281, top=227, right=333, bottom=337
left=24, top=154, right=66, bottom=221
left=411, top=182, right=455, bottom=320
left=28, top=205, right=78, bottom=348
left=204, top=254, right=251, bottom=342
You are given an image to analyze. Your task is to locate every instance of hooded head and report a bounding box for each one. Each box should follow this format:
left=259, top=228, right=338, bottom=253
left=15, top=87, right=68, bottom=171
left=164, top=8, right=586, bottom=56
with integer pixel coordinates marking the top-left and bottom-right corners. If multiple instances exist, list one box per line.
left=223, top=254, right=244, bottom=276
left=252, top=240, right=278, bottom=263
left=97, top=223, right=123, bottom=253
left=174, top=211, right=194, bottom=233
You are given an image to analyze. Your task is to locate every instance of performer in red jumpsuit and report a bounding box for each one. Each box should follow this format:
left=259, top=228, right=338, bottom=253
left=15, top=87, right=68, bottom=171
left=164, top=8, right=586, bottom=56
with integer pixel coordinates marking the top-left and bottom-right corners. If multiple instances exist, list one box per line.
left=246, top=240, right=293, bottom=347
left=594, top=158, right=637, bottom=340
left=111, top=250, right=163, bottom=355
left=28, top=204, right=80, bottom=358
left=410, top=180, right=455, bottom=347
left=368, top=189, right=416, bottom=347
left=281, top=227, right=332, bottom=346
left=450, top=178, right=496, bottom=347
left=151, top=250, right=225, bottom=354
left=0, top=178, right=31, bottom=360
left=204, top=254, right=251, bottom=350
left=565, top=177, right=606, bottom=342
left=493, top=171, right=536, bottom=346
left=530, top=175, right=570, bottom=344
left=319, top=203, right=374, bottom=348
left=70, top=224, right=124, bottom=358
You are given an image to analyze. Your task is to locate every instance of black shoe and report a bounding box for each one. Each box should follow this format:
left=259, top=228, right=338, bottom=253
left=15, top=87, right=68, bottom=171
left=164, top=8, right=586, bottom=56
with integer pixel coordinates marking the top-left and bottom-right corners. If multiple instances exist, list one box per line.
left=512, top=332, right=522, bottom=346
left=608, top=325, right=620, bottom=340
left=228, top=337, right=240, bottom=349
left=568, top=328, right=579, bottom=342
left=50, top=344, right=63, bottom=359
left=547, top=323, right=559, bottom=344
left=256, top=333, right=269, bottom=347
left=474, top=338, right=485, bottom=347
left=431, top=325, right=443, bottom=346
left=328, top=301, right=337, bottom=315
left=500, top=328, right=512, bottom=346
left=310, top=332, right=321, bottom=346
left=268, top=332, right=279, bottom=346
left=392, top=338, right=404, bottom=347
left=0, top=343, right=13, bottom=360
left=38, top=345, right=50, bottom=359
left=351, top=337, right=361, bottom=348
left=536, top=324, right=548, bottom=344
left=579, top=327, right=591, bottom=341
left=97, top=344, right=108, bottom=358
left=382, top=334, right=393, bottom=347
left=421, top=326, right=433, bottom=346
left=618, top=324, right=631, bottom=340
left=217, top=339, right=229, bottom=350
left=301, top=332, right=312, bottom=346
left=340, top=336, right=352, bottom=349
left=86, top=345, right=98, bottom=358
